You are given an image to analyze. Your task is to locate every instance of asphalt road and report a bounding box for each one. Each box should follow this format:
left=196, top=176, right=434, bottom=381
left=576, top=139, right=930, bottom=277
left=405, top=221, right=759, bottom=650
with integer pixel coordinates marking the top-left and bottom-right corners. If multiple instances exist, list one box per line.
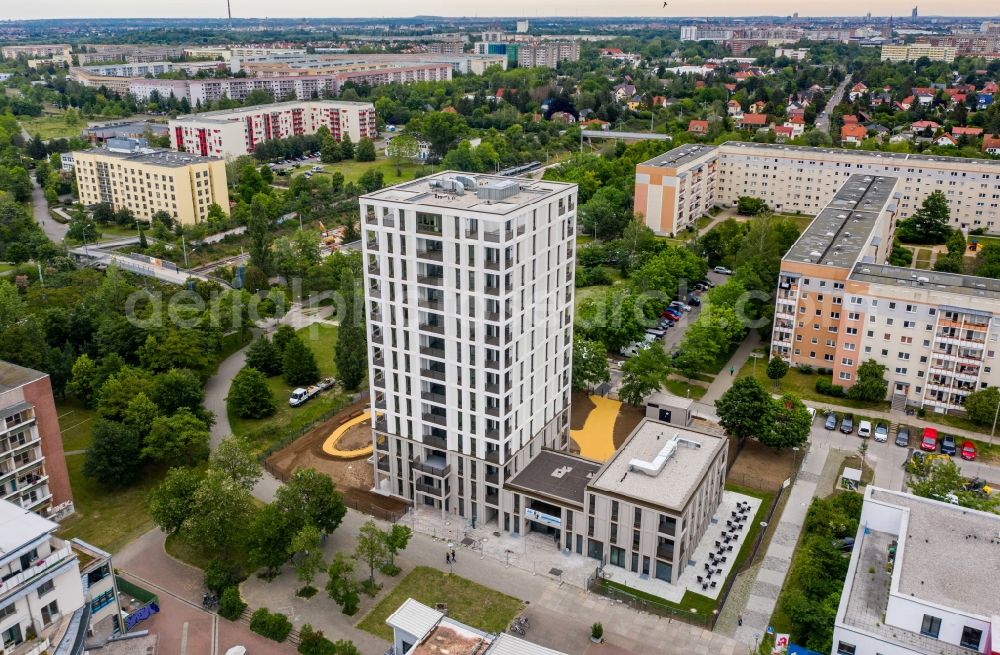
left=815, top=73, right=852, bottom=136
left=31, top=180, right=68, bottom=243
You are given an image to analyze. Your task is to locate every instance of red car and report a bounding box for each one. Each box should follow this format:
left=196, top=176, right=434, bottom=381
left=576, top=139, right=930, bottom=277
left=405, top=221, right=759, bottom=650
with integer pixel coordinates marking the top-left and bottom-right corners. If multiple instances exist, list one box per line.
left=961, top=441, right=977, bottom=461
left=920, top=427, right=938, bottom=452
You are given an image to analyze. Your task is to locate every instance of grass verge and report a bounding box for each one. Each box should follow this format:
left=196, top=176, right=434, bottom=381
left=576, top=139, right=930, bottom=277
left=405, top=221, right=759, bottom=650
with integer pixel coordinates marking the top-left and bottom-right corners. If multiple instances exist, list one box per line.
left=737, top=357, right=889, bottom=411
left=663, top=378, right=707, bottom=400
left=18, top=112, right=83, bottom=140
left=357, top=566, right=523, bottom=641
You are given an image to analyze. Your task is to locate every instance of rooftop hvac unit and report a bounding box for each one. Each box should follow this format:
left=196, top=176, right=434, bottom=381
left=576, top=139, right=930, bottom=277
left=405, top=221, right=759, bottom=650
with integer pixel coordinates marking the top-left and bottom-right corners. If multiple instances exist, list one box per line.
left=429, top=178, right=465, bottom=195
left=628, top=434, right=702, bottom=477
left=477, top=179, right=521, bottom=202
left=452, top=174, right=477, bottom=190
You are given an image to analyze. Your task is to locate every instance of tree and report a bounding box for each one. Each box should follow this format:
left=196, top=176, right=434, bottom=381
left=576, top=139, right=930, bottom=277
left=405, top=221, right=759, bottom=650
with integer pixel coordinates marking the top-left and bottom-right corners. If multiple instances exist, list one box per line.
left=382, top=524, right=412, bottom=573
left=964, top=387, right=1000, bottom=427
left=335, top=272, right=367, bottom=390
left=320, top=135, right=341, bottom=164
left=83, top=420, right=144, bottom=487
left=123, top=393, right=159, bottom=436
left=245, top=336, right=283, bottom=376
left=246, top=503, right=294, bottom=578
left=152, top=368, right=204, bottom=415
left=619, top=345, right=670, bottom=406
left=764, top=395, right=812, bottom=450
left=387, top=134, right=419, bottom=174
left=282, top=336, right=321, bottom=386
left=411, top=111, right=466, bottom=157
left=767, top=357, right=789, bottom=387
left=354, top=137, right=376, bottom=162
left=67, top=209, right=98, bottom=243
left=247, top=193, right=276, bottom=273
left=210, top=436, right=263, bottom=492
left=358, top=168, right=384, bottom=193
left=572, top=335, right=610, bottom=391
left=338, top=134, right=355, bottom=160
left=272, top=325, right=297, bottom=354
left=908, top=457, right=1000, bottom=513
left=575, top=288, right=647, bottom=353
left=290, top=524, right=326, bottom=592
left=182, top=468, right=256, bottom=556
left=67, top=353, right=100, bottom=408
left=143, top=409, right=211, bottom=466
left=737, top=196, right=769, bottom=216
left=847, top=359, right=888, bottom=402
left=275, top=468, right=347, bottom=536
left=715, top=377, right=774, bottom=443
left=355, top=520, right=387, bottom=585
left=896, top=191, right=952, bottom=245
left=227, top=366, right=277, bottom=419
left=149, top=467, right=204, bottom=534
left=326, top=552, right=360, bottom=615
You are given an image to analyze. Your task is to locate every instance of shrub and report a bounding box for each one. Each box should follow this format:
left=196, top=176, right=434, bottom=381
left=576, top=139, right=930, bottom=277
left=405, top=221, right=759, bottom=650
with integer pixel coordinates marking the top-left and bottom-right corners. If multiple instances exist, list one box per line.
left=250, top=607, right=293, bottom=642
left=591, top=622, right=604, bottom=640
left=205, top=559, right=244, bottom=595
left=795, top=364, right=815, bottom=374
left=815, top=378, right=846, bottom=398
left=298, top=624, right=337, bottom=655
left=218, top=587, right=246, bottom=621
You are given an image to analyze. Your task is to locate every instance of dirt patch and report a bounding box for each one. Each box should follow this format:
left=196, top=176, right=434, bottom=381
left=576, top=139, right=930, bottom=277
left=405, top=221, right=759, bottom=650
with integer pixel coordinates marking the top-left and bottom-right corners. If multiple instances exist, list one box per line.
left=335, top=420, right=372, bottom=450
left=265, top=400, right=408, bottom=519
left=571, top=390, right=597, bottom=430
left=726, top=438, right=796, bottom=492
left=612, top=403, right=645, bottom=449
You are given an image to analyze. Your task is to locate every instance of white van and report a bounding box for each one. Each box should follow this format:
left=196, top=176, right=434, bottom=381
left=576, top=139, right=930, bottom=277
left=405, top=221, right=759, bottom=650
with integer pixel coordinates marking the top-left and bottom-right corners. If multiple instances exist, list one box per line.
left=858, top=420, right=872, bottom=438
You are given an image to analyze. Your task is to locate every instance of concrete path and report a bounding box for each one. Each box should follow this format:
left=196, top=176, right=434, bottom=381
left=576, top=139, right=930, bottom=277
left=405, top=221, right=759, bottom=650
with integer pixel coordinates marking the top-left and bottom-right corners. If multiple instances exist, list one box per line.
left=31, top=180, right=67, bottom=243
left=733, top=434, right=828, bottom=646
left=700, top=331, right=762, bottom=405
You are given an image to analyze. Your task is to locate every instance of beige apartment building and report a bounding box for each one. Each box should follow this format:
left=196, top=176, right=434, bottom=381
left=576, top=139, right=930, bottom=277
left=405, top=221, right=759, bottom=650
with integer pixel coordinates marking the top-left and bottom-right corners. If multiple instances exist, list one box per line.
left=774, top=173, right=1000, bottom=414
left=635, top=142, right=1000, bottom=237
left=1, top=44, right=70, bottom=59
left=880, top=43, right=957, bottom=62
left=73, top=147, right=229, bottom=225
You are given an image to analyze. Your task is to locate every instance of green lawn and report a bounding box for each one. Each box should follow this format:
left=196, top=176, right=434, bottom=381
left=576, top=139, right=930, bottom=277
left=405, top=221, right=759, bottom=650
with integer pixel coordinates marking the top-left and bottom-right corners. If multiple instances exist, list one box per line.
left=914, top=248, right=932, bottom=270
left=663, top=379, right=707, bottom=400
left=19, top=113, right=84, bottom=140
left=357, top=566, right=524, bottom=641
left=772, top=213, right=815, bottom=232
left=228, top=324, right=355, bottom=455
left=53, top=399, right=163, bottom=553
left=737, top=356, right=889, bottom=411
left=291, top=158, right=426, bottom=186
left=0, top=263, right=14, bottom=276
left=573, top=283, right=613, bottom=310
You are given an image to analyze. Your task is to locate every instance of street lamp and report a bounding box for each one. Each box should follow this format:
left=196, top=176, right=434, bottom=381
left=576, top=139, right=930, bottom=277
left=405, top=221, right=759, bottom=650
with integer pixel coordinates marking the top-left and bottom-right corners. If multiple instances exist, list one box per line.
left=792, top=446, right=801, bottom=482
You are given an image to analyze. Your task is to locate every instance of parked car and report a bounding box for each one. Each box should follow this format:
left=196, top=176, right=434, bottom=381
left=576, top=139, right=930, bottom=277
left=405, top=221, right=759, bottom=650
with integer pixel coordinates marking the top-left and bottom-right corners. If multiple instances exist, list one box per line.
left=840, top=415, right=854, bottom=434
left=895, top=426, right=910, bottom=447
left=670, top=301, right=692, bottom=313
left=714, top=266, right=733, bottom=275
left=858, top=420, right=872, bottom=438
left=873, top=423, right=889, bottom=443
left=688, top=296, right=702, bottom=307
left=700, top=279, right=716, bottom=288
left=961, top=440, right=978, bottom=461
left=920, top=427, right=938, bottom=452
left=661, top=309, right=682, bottom=321
left=824, top=412, right=838, bottom=430
left=940, top=434, right=957, bottom=456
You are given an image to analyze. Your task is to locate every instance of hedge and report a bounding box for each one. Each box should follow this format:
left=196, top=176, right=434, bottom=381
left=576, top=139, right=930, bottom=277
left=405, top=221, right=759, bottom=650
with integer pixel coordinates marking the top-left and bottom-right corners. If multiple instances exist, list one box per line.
left=250, top=607, right=292, bottom=642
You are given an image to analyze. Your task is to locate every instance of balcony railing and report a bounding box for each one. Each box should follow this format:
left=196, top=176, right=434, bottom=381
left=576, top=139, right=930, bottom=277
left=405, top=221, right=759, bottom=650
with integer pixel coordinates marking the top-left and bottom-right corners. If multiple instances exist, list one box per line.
left=485, top=450, right=500, bottom=464
left=416, top=249, right=444, bottom=262
left=419, top=346, right=446, bottom=360
left=423, top=392, right=447, bottom=405
left=418, top=298, right=445, bottom=311
left=420, top=368, right=446, bottom=382
left=422, top=413, right=448, bottom=427
left=0, top=545, right=74, bottom=597
left=417, top=275, right=444, bottom=287
left=413, top=458, right=450, bottom=477
left=421, top=434, right=448, bottom=451
left=419, top=322, right=444, bottom=335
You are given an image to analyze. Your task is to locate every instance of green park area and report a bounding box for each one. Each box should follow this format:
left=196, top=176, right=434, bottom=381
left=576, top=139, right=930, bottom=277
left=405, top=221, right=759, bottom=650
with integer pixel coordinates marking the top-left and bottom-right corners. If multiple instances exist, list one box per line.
left=291, top=157, right=427, bottom=187
left=18, top=111, right=83, bottom=140
left=358, top=566, right=524, bottom=641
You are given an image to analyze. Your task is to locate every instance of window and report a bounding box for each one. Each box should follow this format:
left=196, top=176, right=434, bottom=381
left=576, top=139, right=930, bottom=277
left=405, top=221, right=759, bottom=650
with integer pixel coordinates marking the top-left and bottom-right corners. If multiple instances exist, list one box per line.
left=0, top=603, right=14, bottom=621
left=921, top=614, right=942, bottom=638
left=961, top=626, right=983, bottom=649
left=40, top=600, right=59, bottom=626
left=836, top=641, right=856, bottom=655
left=37, top=579, right=55, bottom=597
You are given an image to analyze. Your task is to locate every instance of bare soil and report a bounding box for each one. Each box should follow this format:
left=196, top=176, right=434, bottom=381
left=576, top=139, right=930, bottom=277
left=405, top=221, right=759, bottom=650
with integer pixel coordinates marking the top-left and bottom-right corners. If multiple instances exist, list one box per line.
left=726, top=438, right=796, bottom=493
left=612, top=403, right=645, bottom=449
left=570, top=391, right=596, bottom=430
left=266, top=400, right=408, bottom=518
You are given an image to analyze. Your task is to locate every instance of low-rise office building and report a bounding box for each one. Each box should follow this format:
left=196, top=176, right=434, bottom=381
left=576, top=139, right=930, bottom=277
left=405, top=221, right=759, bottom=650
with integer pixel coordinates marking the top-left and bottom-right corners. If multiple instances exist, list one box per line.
left=502, top=419, right=727, bottom=585
left=832, top=486, right=1000, bottom=655
left=73, top=147, right=229, bottom=225
left=634, top=141, right=1000, bottom=237
left=169, top=100, right=376, bottom=158
left=1, top=361, right=72, bottom=521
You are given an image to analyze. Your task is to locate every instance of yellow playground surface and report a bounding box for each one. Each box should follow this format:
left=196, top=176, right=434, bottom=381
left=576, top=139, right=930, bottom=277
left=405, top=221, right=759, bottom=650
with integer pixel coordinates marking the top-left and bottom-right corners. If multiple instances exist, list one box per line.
left=322, top=410, right=374, bottom=459
left=570, top=395, right=620, bottom=462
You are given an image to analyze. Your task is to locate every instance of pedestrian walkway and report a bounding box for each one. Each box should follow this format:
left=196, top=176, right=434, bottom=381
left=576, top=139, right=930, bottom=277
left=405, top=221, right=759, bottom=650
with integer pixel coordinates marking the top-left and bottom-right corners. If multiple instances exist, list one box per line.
left=732, top=436, right=828, bottom=647
left=701, top=332, right=762, bottom=405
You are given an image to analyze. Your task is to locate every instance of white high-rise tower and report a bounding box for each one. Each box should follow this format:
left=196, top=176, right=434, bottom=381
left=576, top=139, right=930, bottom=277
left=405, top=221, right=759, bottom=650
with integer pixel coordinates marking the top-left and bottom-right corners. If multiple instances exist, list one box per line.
left=360, top=172, right=577, bottom=525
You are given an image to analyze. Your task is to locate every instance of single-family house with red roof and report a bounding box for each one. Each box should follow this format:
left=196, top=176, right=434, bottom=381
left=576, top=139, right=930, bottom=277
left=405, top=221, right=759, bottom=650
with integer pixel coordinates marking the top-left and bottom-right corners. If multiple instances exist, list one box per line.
left=984, top=135, right=1000, bottom=155
left=688, top=120, right=710, bottom=135
left=840, top=123, right=867, bottom=146
left=740, top=113, right=768, bottom=130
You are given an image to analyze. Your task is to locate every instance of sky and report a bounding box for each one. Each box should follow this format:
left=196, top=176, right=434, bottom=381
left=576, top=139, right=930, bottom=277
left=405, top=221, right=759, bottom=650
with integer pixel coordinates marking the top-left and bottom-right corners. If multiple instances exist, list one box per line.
left=4, top=1, right=999, bottom=20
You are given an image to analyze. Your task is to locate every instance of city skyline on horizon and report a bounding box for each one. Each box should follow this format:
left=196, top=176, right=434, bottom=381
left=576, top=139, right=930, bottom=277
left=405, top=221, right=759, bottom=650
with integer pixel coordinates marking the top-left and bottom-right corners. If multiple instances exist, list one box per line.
left=3, top=1, right=1000, bottom=21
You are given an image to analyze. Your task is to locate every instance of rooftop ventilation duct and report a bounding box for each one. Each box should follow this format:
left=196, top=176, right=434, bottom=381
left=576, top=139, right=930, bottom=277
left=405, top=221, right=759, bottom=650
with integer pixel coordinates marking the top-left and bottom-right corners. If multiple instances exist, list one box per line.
left=477, top=179, right=521, bottom=202
left=452, top=174, right=477, bottom=190
left=628, top=434, right=701, bottom=477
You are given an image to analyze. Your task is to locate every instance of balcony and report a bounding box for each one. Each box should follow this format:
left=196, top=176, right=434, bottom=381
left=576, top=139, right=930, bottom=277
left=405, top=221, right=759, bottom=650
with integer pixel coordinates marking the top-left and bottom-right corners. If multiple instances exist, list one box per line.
left=484, top=285, right=501, bottom=297
left=413, top=456, right=450, bottom=477
left=422, top=413, right=448, bottom=427
left=484, top=229, right=510, bottom=243
left=423, top=392, right=448, bottom=406
left=485, top=429, right=500, bottom=441
left=417, top=275, right=444, bottom=287
left=416, top=482, right=445, bottom=496
left=372, top=356, right=385, bottom=369
left=0, top=544, right=74, bottom=598
left=485, top=471, right=499, bottom=485
left=421, top=433, right=448, bottom=450
left=0, top=434, right=41, bottom=458
left=419, top=345, right=446, bottom=360
left=420, top=367, right=446, bottom=382
left=485, top=490, right=499, bottom=506
left=419, top=322, right=444, bottom=335
left=485, top=450, right=500, bottom=464
left=416, top=223, right=442, bottom=236
left=416, top=249, right=444, bottom=262
left=418, top=298, right=445, bottom=311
